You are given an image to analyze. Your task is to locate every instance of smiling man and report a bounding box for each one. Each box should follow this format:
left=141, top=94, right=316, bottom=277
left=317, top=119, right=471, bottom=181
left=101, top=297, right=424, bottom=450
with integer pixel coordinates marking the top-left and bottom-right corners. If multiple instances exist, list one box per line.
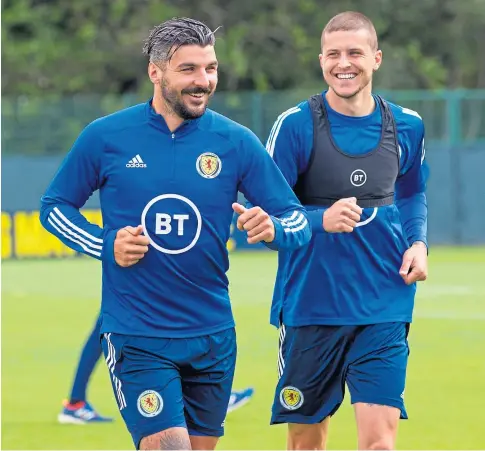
left=265, top=11, right=429, bottom=450
left=40, top=17, right=311, bottom=450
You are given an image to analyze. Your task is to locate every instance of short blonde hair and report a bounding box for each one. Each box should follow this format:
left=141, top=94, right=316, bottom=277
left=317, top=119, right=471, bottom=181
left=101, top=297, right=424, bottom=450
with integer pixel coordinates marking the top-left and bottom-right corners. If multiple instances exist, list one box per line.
left=321, top=11, right=378, bottom=51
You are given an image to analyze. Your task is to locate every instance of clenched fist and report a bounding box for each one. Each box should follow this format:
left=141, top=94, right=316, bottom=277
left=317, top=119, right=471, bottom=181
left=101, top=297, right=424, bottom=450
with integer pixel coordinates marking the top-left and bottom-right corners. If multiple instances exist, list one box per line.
left=114, top=225, right=150, bottom=267
left=323, top=197, right=363, bottom=233
left=232, top=203, right=275, bottom=244
left=399, top=241, right=428, bottom=285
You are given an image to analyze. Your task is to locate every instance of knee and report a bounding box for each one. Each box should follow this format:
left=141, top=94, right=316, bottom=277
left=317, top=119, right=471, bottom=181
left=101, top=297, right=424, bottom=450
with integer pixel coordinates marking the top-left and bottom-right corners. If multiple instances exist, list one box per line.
left=289, top=439, right=324, bottom=451
left=363, top=438, right=394, bottom=450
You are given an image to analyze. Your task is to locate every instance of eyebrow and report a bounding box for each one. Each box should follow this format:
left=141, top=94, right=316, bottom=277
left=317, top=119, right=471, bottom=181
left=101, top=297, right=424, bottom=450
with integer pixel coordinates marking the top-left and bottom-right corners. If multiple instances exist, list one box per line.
left=326, top=47, right=364, bottom=53
left=176, top=61, right=218, bottom=69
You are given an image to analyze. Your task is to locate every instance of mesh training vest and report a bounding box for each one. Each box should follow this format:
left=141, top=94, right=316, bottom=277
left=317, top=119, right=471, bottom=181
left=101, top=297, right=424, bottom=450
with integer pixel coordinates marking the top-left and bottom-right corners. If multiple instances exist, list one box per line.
left=294, top=94, right=400, bottom=208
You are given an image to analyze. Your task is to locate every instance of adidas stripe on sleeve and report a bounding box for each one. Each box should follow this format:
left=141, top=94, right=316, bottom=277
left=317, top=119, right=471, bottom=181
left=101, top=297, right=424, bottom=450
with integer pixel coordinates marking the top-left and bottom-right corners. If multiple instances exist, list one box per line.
left=46, top=206, right=103, bottom=257
left=264, top=106, right=305, bottom=188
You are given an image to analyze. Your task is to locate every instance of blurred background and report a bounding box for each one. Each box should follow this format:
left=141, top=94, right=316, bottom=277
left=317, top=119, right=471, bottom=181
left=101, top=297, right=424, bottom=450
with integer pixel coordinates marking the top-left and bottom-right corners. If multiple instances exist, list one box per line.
left=2, top=0, right=485, bottom=449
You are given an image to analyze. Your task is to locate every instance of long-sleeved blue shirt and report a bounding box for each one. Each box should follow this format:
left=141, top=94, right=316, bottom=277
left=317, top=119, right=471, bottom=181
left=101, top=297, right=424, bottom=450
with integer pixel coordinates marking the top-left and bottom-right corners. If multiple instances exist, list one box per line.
left=267, top=92, right=429, bottom=327
left=40, top=100, right=311, bottom=338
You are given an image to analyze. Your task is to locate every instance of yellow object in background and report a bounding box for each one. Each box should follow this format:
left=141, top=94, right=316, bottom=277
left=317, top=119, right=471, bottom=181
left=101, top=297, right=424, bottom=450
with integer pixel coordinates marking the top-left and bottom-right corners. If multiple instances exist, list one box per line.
left=2, top=212, right=13, bottom=259
left=14, top=211, right=76, bottom=258
left=2, top=209, right=239, bottom=259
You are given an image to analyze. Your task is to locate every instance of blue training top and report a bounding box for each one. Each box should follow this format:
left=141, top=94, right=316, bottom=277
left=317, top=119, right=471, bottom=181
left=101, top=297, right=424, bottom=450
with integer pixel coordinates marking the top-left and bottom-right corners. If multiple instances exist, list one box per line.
left=40, top=100, right=311, bottom=338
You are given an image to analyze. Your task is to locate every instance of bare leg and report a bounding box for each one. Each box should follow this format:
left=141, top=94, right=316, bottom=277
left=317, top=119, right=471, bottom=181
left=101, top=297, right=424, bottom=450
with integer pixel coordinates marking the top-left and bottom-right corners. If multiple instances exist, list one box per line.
left=287, top=418, right=330, bottom=450
left=189, top=435, right=219, bottom=450
left=354, top=403, right=400, bottom=450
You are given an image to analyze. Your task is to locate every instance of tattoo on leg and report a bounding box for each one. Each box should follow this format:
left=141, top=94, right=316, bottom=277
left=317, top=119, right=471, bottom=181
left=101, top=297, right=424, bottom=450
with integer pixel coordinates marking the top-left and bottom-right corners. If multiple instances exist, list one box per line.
left=140, top=430, right=191, bottom=450
left=159, top=430, right=191, bottom=450
left=366, top=403, right=377, bottom=407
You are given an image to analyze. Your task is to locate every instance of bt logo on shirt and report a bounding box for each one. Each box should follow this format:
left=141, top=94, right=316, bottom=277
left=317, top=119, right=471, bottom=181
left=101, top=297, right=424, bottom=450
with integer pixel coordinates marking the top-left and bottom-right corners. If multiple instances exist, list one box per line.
left=350, top=169, right=367, bottom=187
left=155, top=213, right=189, bottom=236
left=141, top=194, right=202, bottom=254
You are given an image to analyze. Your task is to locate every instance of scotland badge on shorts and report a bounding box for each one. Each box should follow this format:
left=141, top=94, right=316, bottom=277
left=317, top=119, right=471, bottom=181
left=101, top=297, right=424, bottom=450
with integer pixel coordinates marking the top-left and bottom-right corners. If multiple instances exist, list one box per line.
left=280, top=386, right=304, bottom=410
left=196, top=152, right=222, bottom=179
left=137, top=390, right=163, bottom=417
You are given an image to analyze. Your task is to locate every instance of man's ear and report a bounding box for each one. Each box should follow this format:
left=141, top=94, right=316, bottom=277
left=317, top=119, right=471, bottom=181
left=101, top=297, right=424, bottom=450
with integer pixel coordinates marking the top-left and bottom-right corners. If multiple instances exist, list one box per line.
left=374, top=49, right=383, bottom=72
left=148, top=62, right=162, bottom=84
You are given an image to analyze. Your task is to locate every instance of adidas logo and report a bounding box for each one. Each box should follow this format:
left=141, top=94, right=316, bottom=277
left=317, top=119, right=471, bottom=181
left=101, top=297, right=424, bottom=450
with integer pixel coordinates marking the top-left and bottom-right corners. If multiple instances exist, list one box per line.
left=126, top=154, right=147, bottom=168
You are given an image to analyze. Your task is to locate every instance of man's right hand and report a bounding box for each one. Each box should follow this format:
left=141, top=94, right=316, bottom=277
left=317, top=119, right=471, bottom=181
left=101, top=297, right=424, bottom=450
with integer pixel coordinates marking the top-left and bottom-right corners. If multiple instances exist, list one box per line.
left=323, top=197, right=363, bottom=233
left=114, top=225, right=150, bottom=267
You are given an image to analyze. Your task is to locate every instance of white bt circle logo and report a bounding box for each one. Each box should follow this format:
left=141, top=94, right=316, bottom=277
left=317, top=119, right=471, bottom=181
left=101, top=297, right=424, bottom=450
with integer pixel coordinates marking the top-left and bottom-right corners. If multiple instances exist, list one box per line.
left=141, top=194, right=202, bottom=255
left=350, top=169, right=367, bottom=187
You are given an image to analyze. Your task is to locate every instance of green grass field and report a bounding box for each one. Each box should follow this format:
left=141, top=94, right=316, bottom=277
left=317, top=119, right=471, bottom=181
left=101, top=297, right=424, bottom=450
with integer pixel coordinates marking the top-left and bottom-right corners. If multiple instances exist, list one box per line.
left=2, top=247, right=485, bottom=450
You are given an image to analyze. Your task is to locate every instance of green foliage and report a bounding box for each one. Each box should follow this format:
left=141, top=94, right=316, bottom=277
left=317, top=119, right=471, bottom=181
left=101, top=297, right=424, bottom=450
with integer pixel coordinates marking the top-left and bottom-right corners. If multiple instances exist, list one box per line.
left=3, top=0, right=485, bottom=155
left=3, top=0, right=485, bottom=96
left=2, top=0, right=178, bottom=95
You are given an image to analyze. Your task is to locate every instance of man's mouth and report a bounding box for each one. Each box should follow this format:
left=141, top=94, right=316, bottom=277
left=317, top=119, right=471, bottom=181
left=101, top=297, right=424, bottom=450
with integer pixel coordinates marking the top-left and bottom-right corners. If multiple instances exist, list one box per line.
left=183, top=88, right=211, bottom=99
left=335, top=73, right=357, bottom=80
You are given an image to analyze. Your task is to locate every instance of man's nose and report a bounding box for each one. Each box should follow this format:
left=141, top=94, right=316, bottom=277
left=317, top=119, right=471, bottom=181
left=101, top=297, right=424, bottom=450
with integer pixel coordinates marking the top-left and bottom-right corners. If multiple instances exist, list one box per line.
left=193, top=69, right=210, bottom=87
left=337, top=55, right=351, bottom=69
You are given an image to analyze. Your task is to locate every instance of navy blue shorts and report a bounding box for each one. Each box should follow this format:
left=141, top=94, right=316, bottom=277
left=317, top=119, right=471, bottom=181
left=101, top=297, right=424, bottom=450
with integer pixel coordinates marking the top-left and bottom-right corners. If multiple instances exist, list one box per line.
left=101, top=328, right=236, bottom=448
left=272, top=322, right=409, bottom=424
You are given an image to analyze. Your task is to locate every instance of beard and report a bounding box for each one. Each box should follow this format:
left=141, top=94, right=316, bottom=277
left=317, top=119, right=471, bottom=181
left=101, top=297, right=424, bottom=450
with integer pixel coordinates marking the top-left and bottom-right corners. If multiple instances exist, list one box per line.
left=161, top=78, right=214, bottom=120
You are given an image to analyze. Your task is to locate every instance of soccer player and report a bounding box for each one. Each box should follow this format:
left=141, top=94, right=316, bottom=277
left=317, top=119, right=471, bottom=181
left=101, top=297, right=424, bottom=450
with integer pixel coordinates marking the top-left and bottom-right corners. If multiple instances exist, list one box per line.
left=266, top=11, right=429, bottom=450
left=58, top=315, right=255, bottom=424
left=40, top=17, right=310, bottom=450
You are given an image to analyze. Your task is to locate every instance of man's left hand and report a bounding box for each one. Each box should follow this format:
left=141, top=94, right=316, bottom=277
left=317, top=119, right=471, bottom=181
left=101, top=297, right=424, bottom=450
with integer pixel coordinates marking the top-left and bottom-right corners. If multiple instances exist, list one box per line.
left=232, top=203, right=275, bottom=244
left=399, top=241, right=428, bottom=285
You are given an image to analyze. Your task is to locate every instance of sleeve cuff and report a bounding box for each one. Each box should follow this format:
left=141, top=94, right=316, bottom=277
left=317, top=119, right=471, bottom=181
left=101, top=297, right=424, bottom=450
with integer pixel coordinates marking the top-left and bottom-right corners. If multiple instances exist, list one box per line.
left=101, top=228, right=119, bottom=265
left=307, top=209, right=325, bottom=233
left=265, top=216, right=282, bottom=250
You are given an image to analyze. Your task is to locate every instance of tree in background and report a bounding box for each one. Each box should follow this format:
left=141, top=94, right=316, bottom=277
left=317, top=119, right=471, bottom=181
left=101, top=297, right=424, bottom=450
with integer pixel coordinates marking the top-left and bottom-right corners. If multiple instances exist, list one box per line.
left=3, top=0, right=485, bottom=96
